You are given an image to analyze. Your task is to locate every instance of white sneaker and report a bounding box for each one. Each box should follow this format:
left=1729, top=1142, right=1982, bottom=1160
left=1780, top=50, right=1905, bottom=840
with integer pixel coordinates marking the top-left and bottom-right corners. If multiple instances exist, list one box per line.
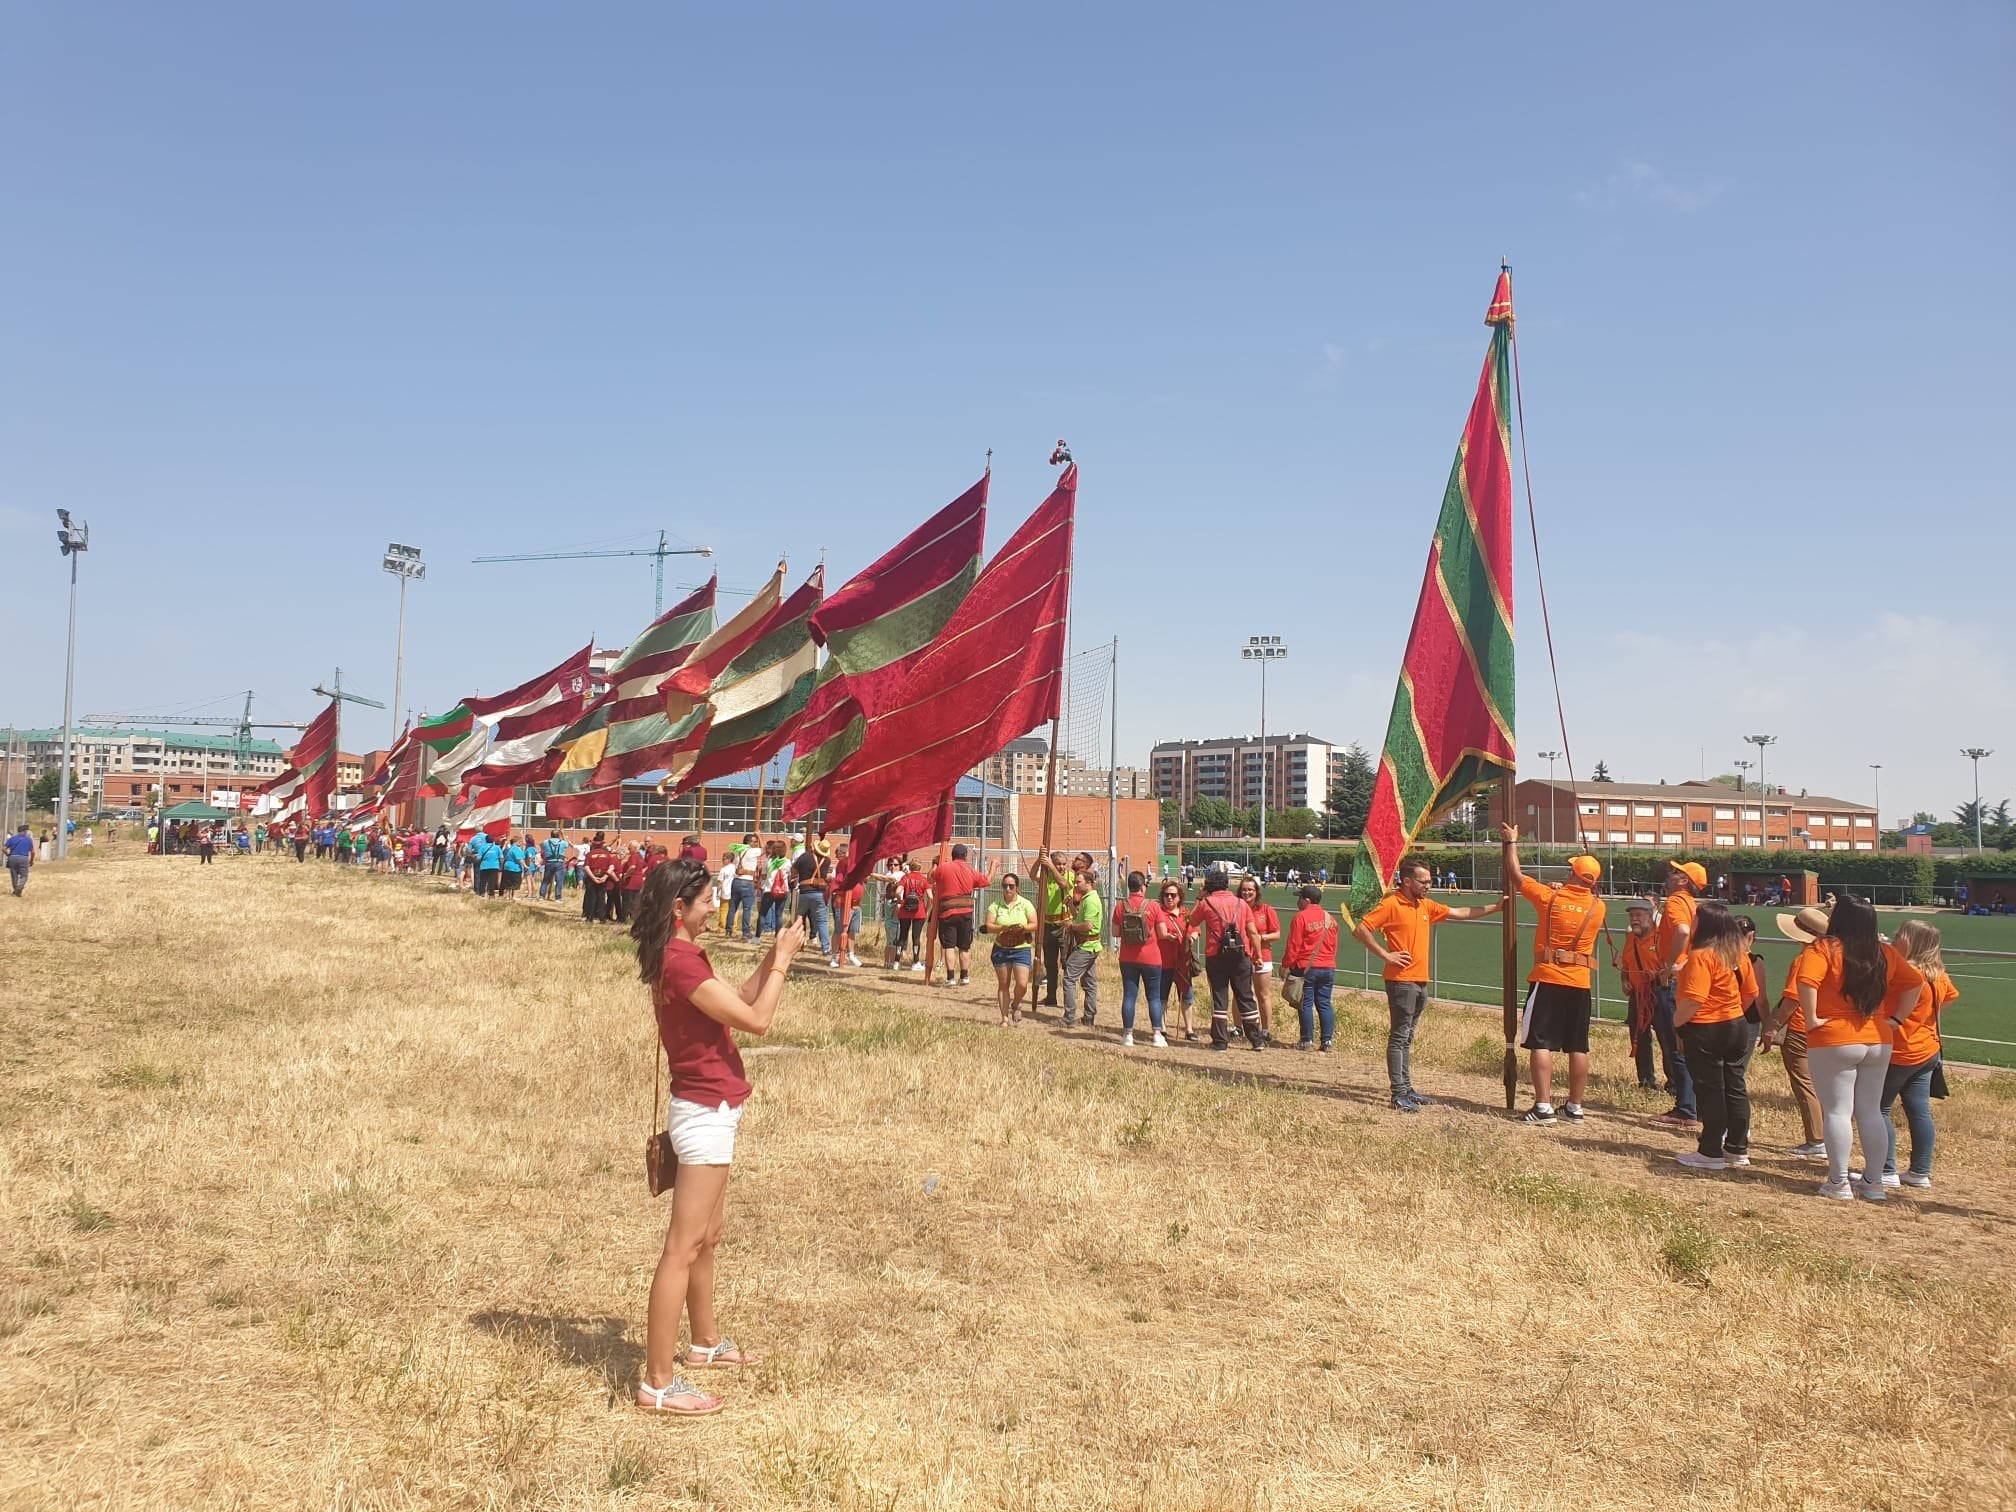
left=911, top=962, right=925, bottom=973
left=827, top=956, right=840, bottom=968
left=1789, top=1141, right=1827, bottom=1159
left=847, top=952, right=861, bottom=967
left=1855, top=1176, right=1889, bottom=1203
left=1726, top=1154, right=1752, bottom=1167
left=1152, top=1032, right=1168, bottom=1048
left=1121, top=1032, right=1134, bottom=1047
left=1878, top=1172, right=1901, bottom=1188
left=1674, top=1152, right=1726, bottom=1171
left=1900, top=1172, right=1932, bottom=1189
left=1816, top=1179, right=1854, bottom=1201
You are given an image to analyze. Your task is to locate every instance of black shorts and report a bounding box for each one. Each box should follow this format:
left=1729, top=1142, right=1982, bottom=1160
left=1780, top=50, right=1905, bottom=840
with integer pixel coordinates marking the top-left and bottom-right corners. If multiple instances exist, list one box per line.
left=938, top=913, right=975, bottom=951
left=1520, top=981, right=1592, bottom=1054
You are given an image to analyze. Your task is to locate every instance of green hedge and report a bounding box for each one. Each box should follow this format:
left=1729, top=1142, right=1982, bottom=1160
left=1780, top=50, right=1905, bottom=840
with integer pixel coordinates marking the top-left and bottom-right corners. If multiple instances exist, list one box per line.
left=1175, top=843, right=1937, bottom=904
left=1935, top=854, right=2016, bottom=887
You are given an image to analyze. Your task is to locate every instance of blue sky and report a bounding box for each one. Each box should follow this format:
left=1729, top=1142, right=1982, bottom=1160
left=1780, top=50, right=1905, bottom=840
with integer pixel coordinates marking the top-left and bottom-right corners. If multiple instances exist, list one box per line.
left=3, top=2, right=2010, bottom=823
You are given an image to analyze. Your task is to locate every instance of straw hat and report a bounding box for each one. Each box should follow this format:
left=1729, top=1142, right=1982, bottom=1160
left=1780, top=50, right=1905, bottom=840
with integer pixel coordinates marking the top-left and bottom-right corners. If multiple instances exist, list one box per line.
left=1777, top=905, right=1830, bottom=944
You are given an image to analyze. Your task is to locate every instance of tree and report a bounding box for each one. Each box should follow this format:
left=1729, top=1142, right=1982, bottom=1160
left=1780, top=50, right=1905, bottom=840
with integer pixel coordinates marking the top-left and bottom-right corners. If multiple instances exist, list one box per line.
left=1186, top=796, right=1234, bottom=833
left=1591, top=761, right=1611, bottom=783
left=1326, top=743, right=1376, bottom=838
left=1159, top=798, right=1182, bottom=833
left=1910, top=811, right=1936, bottom=827
left=26, top=771, right=61, bottom=811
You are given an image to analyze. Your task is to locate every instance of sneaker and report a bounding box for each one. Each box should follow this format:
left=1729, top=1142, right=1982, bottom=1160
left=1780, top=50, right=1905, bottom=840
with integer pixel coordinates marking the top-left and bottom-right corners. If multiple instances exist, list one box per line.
left=1560, top=1103, right=1585, bottom=1122
left=848, top=952, right=862, bottom=967
left=1083, top=1015, right=1095, bottom=1027
left=1877, top=1172, right=1901, bottom=1188
left=1816, top=1179, right=1855, bottom=1201
left=1121, top=1032, right=1134, bottom=1047
left=959, top=973, right=969, bottom=986
left=1296, top=1039, right=1316, bottom=1052
left=1521, top=1105, right=1557, bottom=1126
left=1407, top=1092, right=1437, bottom=1108
left=1210, top=1041, right=1231, bottom=1054
left=1789, top=1141, right=1827, bottom=1159
left=1675, top=1151, right=1726, bottom=1171
left=1152, top=1032, right=1168, bottom=1048
left=827, top=957, right=840, bottom=969
left=1319, top=1040, right=1334, bottom=1052
left=1183, top=1031, right=1200, bottom=1042
left=1726, top=1153, right=1752, bottom=1167
left=911, top=962, right=925, bottom=973
left=1390, top=1097, right=1420, bottom=1113
left=1901, top=1172, right=1932, bottom=1189
left=1855, top=1177, right=1888, bottom=1203
left=1061, top=1016, right=1077, bottom=1029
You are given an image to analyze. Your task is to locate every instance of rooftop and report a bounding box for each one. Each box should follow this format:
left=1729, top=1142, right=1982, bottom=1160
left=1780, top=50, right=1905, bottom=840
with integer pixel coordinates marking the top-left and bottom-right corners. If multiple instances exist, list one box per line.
left=1150, top=733, right=1340, bottom=751
left=1522, top=777, right=1873, bottom=812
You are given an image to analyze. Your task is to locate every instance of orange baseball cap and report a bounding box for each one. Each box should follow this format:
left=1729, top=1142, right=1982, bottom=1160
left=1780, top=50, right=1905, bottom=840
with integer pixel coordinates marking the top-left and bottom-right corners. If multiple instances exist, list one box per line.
left=1569, top=855, right=1601, bottom=883
left=1668, top=860, right=1707, bottom=890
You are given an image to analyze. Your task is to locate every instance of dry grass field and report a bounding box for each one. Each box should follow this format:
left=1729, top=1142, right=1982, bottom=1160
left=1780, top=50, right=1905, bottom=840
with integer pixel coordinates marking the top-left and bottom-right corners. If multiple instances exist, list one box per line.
left=4, top=850, right=2016, bottom=1510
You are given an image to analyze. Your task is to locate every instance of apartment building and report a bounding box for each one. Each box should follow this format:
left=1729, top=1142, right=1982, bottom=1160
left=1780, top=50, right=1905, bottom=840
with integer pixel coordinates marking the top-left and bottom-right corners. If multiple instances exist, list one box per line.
left=1487, top=778, right=1878, bottom=853
left=970, top=736, right=1054, bottom=795
left=12, top=727, right=287, bottom=795
left=1149, top=734, right=1344, bottom=812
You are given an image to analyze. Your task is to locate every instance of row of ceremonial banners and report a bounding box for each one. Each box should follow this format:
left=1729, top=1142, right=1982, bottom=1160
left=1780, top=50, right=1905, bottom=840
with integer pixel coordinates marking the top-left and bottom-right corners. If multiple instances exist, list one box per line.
left=243, top=268, right=1523, bottom=902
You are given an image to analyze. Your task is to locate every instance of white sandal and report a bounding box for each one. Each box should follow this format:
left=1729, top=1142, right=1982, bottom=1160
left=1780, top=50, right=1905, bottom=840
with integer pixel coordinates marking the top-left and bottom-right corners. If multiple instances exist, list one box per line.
left=684, top=1336, right=761, bottom=1369
left=635, top=1375, right=723, bottom=1415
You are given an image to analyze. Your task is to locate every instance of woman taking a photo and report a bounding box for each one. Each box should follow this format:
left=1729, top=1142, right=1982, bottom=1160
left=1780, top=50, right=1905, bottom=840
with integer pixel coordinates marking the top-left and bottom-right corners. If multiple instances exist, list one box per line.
left=1878, top=920, right=1956, bottom=1189
left=983, top=872, right=1037, bottom=1025
left=630, top=858, right=807, bottom=1417
left=1157, top=880, right=1197, bottom=1041
left=1671, top=902, right=1759, bottom=1171
left=1794, top=895, right=1925, bottom=1202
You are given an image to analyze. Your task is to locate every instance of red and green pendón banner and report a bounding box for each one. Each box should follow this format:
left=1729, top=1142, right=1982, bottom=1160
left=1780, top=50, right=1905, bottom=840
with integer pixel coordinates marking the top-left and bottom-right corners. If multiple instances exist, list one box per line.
left=1345, top=272, right=1517, bottom=920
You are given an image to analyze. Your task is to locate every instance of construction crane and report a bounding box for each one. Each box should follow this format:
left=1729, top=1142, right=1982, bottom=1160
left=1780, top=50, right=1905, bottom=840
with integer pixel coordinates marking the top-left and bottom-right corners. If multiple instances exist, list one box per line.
left=81, top=691, right=309, bottom=775
left=309, top=670, right=387, bottom=793
left=472, top=531, right=713, bottom=616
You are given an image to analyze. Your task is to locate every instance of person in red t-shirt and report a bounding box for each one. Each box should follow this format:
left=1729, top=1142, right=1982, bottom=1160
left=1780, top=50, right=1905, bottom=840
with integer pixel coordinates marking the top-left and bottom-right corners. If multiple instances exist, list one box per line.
left=1156, top=880, right=1198, bottom=1041
left=894, top=860, right=933, bottom=971
left=829, top=841, right=863, bottom=968
left=930, top=844, right=993, bottom=987
left=629, top=855, right=807, bottom=1418
left=1284, top=885, right=1340, bottom=1051
left=1112, top=871, right=1172, bottom=1047
left=1193, top=865, right=1264, bottom=1051
left=613, top=843, right=648, bottom=925
left=1238, top=875, right=1283, bottom=1044
left=582, top=833, right=617, bottom=924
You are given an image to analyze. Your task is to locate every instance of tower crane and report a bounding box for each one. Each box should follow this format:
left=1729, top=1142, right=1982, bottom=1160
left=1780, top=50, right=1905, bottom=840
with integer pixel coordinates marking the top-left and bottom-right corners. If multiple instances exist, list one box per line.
left=472, top=531, right=713, bottom=616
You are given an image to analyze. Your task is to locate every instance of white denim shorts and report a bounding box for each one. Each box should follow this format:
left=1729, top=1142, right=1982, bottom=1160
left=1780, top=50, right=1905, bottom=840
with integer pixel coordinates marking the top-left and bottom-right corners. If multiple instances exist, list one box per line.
left=667, top=1096, right=743, bottom=1166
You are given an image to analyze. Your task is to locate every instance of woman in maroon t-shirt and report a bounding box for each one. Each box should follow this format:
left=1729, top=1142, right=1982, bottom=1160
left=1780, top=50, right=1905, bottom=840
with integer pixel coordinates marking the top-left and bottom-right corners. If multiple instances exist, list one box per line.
left=629, top=858, right=807, bottom=1417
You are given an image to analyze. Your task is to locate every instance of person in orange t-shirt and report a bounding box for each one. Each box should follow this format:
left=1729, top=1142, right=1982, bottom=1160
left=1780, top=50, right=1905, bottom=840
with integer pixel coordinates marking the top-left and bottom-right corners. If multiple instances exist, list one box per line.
left=1793, top=896, right=1926, bottom=1201
left=1670, top=903, right=1760, bottom=1170
left=1500, top=826, right=1607, bottom=1125
left=1760, top=905, right=1831, bottom=1155
left=1648, top=861, right=1707, bottom=1130
left=1615, top=899, right=1662, bottom=1090
left=1351, top=857, right=1504, bottom=1111
left=1878, top=920, right=1958, bottom=1189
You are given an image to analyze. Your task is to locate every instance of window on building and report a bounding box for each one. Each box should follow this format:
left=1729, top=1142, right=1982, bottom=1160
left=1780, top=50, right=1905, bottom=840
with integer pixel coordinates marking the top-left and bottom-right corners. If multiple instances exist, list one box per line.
left=1713, top=808, right=1735, bottom=820
left=1633, top=805, right=1656, bottom=816
left=1633, top=832, right=1655, bottom=844
left=1854, top=841, right=1873, bottom=851
left=1608, top=831, right=1628, bottom=842
left=1854, top=817, right=1874, bottom=828
left=1579, top=803, right=1599, bottom=816
left=1690, top=821, right=1708, bottom=833
left=1661, top=806, right=1683, bottom=818
left=1715, top=835, right=1737, bottom=846
left=1606, top=804, right=1627, bottom=816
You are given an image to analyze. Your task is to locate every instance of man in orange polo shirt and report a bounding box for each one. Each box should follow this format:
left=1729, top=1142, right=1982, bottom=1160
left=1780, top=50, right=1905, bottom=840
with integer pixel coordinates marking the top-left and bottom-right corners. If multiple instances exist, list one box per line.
left=1648, top=860, right=1705, bottom=1129
left=1500, top=825, right=1607, bottom=1125
left=1351, top=856, right=1504, bottom=1111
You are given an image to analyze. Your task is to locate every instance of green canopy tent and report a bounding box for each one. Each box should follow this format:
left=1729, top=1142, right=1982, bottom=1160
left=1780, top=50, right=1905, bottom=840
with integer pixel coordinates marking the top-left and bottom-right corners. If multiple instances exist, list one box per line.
left=158, top=801, right=233, bottom=822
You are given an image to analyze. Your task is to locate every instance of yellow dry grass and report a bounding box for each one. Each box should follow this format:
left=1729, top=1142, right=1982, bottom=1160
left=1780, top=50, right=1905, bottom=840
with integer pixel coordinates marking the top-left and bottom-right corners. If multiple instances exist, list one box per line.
left=3, top=851, right=2015, bottom=1511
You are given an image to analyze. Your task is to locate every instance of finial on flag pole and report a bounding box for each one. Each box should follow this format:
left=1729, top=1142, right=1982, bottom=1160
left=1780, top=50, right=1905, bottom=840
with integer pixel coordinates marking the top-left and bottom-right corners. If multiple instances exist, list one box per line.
left=985, top=447, right=993, bottom=476
left=1049, top=438, right=1072, bottom=467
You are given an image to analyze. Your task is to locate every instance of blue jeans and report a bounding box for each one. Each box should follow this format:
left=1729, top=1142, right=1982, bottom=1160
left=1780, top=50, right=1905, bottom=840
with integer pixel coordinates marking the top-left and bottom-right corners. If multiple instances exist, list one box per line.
left=539, top=861, right=565, bottom=900
left=759, top=892, right=785, bottom=936
left=1120, top=961, right=1163, bottom=1034
left=798, top=891, right=832, bottom=955
left=1880, top=1056, right=1938, bottom=1176
left=1298, top=966, right=1335, bottom=1044
left=1652, top=982, right=1696, bottom=1118
left=726, top=876, right=757, bottom=939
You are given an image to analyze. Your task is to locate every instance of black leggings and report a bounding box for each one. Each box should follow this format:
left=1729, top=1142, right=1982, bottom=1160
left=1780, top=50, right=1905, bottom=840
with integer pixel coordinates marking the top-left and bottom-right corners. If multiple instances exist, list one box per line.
left=898, top=916, right=926, bottom=953
left=1682, top=1018, right=1755, bottom=1158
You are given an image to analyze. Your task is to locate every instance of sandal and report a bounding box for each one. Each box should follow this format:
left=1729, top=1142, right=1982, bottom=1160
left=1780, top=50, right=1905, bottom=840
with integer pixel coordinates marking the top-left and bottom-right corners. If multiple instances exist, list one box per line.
left=684, top=1336, right=762, bottom=1369
left=635, top=1375, right=722, bottom=1416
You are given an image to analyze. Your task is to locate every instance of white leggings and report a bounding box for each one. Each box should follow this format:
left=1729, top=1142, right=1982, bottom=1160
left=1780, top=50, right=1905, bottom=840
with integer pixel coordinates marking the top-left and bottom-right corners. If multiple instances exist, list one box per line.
left=1808, top=1041, right=1892, bottom=1186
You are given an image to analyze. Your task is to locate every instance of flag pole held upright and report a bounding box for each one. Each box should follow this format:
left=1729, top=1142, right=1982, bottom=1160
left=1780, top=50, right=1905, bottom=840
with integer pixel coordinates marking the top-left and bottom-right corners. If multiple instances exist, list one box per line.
left=1500, top=784, right=1520, bottom=1110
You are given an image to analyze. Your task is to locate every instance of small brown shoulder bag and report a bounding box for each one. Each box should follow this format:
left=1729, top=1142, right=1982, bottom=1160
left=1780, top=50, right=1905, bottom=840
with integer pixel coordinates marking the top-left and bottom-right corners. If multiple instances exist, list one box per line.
left=646, top=1040, right=678, bottom=1197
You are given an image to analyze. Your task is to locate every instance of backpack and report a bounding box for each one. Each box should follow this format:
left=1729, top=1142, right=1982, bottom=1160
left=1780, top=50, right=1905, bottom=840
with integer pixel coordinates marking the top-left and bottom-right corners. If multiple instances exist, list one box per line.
left=1120, top=897, right=1155, bottom=947
left=768, top=861, right=790, bottom=897
left=1194, top=894, right=1246, bottom=968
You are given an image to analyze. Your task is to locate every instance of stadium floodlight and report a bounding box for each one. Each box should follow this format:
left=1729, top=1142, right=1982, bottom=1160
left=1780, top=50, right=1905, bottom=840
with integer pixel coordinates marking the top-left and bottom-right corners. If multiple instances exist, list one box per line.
left=54, top=511, right=89, bottom=860
left=1241, top=636, right=1289, bottom=848
left=1962, top=748, right=1994, bottom=852
left=1745, top=734, right=1777, bottom=851
left=383, top=544, right=426, bottom=741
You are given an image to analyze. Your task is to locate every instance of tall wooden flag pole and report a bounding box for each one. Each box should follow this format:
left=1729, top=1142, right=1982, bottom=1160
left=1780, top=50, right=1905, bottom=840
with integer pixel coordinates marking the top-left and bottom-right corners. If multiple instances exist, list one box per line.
left=1500, top=787, right=1520, bottom=1109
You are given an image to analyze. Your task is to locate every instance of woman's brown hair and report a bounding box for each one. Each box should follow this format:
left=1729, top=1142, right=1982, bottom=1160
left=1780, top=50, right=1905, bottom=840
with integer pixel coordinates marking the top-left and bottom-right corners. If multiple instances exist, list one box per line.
left=1689, top=901, right=1747, bottom=973
left=631, top=858, right=715, bottom=987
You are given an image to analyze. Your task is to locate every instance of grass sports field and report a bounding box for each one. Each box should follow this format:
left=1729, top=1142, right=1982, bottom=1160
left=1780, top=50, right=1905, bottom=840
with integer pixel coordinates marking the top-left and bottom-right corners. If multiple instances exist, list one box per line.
left=1242, top=886, right=2016, bottom=1070
left=4, top=848, right=2015, bottom=1507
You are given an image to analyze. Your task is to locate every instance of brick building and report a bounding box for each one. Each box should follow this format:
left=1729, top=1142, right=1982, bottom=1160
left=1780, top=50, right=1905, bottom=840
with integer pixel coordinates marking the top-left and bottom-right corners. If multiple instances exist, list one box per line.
left=9, top=727, right=287, bottom=808
left=1486, top=778, right=1878, bottom=853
